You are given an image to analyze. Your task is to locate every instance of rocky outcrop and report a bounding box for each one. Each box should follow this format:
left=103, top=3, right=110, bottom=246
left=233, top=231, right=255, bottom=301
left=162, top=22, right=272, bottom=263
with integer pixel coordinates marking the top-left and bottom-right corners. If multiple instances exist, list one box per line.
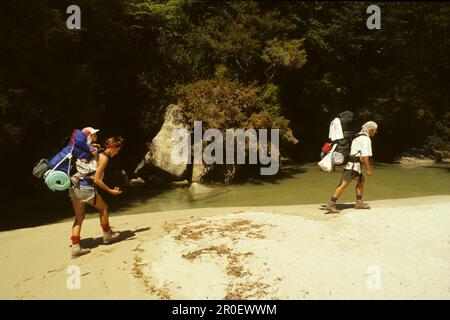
left=433, top=150, right=450, bottom=164
left=189, top=182, right=213, bottom=195
left=395, top=148, right=437, bottom=166
left=191, top=163, right=210, bottom=183
left=136, top=104, right=189, bottom=180
left=129, top=177, right=145, bottom=186
left=134, top=104, right=234, bottom=187
left=135, top=103, right=291, bottom=187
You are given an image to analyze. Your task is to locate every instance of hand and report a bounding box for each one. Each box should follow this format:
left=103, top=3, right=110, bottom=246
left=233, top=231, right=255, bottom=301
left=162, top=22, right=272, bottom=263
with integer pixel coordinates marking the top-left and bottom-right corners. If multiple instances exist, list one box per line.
left=71, top=176, right=80, bottom=188
left=91, top=148, right=99, bottom=156
left=109, top=187, right=122, bottom=196
left=366, top=169, right=373, bottom=176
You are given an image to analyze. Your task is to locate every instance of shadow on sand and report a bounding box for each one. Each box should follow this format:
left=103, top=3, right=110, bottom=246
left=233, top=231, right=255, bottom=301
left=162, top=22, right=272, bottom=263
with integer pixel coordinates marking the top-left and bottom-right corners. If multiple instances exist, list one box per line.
left=319, top=203, right=356, bottom=213
left=335, top=203, right=356, bottom=210
left=80, top=227, right=151, bottom=250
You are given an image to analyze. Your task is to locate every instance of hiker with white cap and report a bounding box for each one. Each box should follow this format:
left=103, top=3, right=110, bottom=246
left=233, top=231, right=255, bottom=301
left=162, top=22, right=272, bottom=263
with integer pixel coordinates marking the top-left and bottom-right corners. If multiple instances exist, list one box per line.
left=82, top=126, right=101, bottom=153
left=70, top=126, right=101, bottom=186
left=324, top=121, right=378, bottom=214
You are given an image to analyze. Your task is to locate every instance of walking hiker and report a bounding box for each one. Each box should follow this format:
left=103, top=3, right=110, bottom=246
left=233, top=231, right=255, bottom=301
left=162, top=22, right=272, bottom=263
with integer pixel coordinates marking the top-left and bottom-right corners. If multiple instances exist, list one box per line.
left=324, top=121, right=378, bottom=214
left=70, top=136, right=124, bottom=258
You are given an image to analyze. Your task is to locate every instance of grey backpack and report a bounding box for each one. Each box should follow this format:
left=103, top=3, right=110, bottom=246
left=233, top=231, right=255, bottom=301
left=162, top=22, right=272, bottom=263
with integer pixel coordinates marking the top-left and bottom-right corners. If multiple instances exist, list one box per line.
left=32, top=159, right=49, bottom=179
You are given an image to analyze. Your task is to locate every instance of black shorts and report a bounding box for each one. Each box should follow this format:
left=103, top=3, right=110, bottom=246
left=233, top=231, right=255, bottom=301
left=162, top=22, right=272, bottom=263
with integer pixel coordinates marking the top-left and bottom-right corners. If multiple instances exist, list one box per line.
left=341, top=169, right=364, bottom=183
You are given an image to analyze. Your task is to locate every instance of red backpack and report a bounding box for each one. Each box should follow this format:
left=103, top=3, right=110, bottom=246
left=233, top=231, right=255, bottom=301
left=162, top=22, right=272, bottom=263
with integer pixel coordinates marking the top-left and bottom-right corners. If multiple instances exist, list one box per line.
left=321, top=142, right=332, bottom=154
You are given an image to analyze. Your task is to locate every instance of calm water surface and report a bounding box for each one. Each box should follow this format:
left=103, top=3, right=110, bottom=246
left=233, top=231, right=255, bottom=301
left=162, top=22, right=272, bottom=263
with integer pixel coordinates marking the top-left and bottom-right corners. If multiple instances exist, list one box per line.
left=113, top=163, right=450, bottom=216
left=4, top=162, right=448, bottom=230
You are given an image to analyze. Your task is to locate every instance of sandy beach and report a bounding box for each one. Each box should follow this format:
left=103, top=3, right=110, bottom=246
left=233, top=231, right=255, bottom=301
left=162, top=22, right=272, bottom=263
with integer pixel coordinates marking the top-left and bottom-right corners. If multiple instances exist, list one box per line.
left=1, top=195, right=449, bottom=300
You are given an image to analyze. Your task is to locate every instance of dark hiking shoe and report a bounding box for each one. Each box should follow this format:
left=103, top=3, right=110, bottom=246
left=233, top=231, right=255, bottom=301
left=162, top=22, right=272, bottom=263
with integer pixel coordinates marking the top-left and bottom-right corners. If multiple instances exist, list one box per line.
left=103, top=229, right=120, bottom=245
left=355, top=200, right=371, bottom=209
left=71, top=244, right=91, bottom=258
left=324, top=202, right=340, bottom=214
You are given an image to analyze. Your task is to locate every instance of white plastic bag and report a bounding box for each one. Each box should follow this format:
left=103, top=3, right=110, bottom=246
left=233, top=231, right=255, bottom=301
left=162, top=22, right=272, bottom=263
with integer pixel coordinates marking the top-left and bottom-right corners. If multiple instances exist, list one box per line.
left=318, top=144, right=337, bottom=172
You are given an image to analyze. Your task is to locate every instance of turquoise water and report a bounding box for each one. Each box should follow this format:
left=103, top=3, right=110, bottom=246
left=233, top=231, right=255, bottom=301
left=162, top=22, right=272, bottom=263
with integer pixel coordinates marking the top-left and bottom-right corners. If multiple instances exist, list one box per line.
left=112, top=163, right=450, bottom=216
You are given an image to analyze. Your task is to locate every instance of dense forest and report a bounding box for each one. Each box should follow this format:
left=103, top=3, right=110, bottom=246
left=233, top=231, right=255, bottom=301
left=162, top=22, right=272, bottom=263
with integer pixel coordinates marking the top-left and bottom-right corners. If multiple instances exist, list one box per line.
left=1, top=1, right=449, bottom=201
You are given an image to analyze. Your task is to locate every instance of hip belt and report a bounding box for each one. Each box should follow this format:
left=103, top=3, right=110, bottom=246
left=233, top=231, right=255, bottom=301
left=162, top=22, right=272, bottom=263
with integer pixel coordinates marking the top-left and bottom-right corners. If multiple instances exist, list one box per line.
left=348, top=155, right=361, bottom=163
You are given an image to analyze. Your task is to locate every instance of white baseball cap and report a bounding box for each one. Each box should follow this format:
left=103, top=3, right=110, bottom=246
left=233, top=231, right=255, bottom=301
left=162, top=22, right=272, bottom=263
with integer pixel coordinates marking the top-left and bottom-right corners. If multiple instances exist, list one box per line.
left=82, top=127, right=100, bottom=135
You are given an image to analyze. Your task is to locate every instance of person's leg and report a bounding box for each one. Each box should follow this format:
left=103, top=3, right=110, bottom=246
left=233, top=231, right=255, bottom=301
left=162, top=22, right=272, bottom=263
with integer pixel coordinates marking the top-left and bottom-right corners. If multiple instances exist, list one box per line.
left=88, top=192, right=109, bottom=229
left=325, top=177, right=350, bottom=214
left=71, top=198, right=85, bottom=238
left=332, top=179, right=350, bottom=200
left=88, top=192, right=120, bottom=244
left=356, top=175, right=364, bottom=199
left=355, top=175, right=371, bottom=209
left=70, top=196, right=91, bottom=257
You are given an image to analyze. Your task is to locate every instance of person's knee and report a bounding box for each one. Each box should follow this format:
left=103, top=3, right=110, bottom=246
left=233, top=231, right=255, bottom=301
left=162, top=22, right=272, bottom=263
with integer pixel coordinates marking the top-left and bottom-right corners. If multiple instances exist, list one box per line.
left=340, top=181, right=349, bottom=189
left=99, top=204, right=109, bottom=214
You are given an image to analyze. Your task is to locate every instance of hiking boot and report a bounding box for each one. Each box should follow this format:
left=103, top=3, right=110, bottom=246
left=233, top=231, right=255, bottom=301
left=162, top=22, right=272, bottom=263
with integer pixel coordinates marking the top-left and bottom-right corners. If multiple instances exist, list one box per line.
left=355, top=200, right=371, bottom=209
left=324, top=202, right=340, bottom=214
left=103, top=229, right=120, bottom=245
left=71, top=244, right=90, bottom=258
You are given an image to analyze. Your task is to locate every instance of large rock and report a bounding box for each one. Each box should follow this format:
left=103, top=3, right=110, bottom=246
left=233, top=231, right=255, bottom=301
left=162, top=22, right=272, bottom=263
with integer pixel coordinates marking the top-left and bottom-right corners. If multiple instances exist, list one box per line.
left=191, top=163, right=211, bottom=183
left=129, top=177, right=145, bottom=186
left=191, top=163, right=238, bottom=184
left=189, top=182, right=213, bottom=195
left=433, top=150, right=450, bottom=164
left=395, top=148, right=436, bottom=166
left=137, top=104, right=189, bottom=180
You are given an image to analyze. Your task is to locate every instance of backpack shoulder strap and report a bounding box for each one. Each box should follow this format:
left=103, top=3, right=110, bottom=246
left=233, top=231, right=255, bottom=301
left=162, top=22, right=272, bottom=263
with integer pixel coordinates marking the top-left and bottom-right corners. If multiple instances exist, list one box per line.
left=348, top=134, right=366, bottom=161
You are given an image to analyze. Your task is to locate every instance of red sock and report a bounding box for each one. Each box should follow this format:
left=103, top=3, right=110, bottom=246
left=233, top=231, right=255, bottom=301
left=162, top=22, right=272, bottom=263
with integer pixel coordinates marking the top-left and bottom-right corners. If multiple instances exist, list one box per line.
left=101, top=223, right=111, bottom=232
left=71, top=236, right=81, bottom=245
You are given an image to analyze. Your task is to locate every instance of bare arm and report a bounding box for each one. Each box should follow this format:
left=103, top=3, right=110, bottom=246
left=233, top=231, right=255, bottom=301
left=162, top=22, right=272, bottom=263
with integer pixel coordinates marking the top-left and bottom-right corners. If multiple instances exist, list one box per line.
left=94, top=154, right=122, bottom=195
left=362, top=156, right=372, bottom=176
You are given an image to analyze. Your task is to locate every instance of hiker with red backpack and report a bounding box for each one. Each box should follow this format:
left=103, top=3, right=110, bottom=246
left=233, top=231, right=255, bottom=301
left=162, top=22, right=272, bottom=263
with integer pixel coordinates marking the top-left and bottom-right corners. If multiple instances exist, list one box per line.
left=324, top=121, right=378, bottom=214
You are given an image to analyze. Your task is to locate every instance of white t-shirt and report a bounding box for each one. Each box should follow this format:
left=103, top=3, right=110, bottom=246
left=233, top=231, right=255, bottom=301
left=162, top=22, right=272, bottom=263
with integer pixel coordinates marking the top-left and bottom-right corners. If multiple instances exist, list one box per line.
left=344, top=134, right=372, bottom=173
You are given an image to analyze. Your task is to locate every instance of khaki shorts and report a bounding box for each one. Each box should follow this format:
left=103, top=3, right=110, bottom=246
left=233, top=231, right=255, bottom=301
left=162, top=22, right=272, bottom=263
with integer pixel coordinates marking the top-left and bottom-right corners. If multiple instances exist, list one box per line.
left=69, top=186, right=96, bottom=203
